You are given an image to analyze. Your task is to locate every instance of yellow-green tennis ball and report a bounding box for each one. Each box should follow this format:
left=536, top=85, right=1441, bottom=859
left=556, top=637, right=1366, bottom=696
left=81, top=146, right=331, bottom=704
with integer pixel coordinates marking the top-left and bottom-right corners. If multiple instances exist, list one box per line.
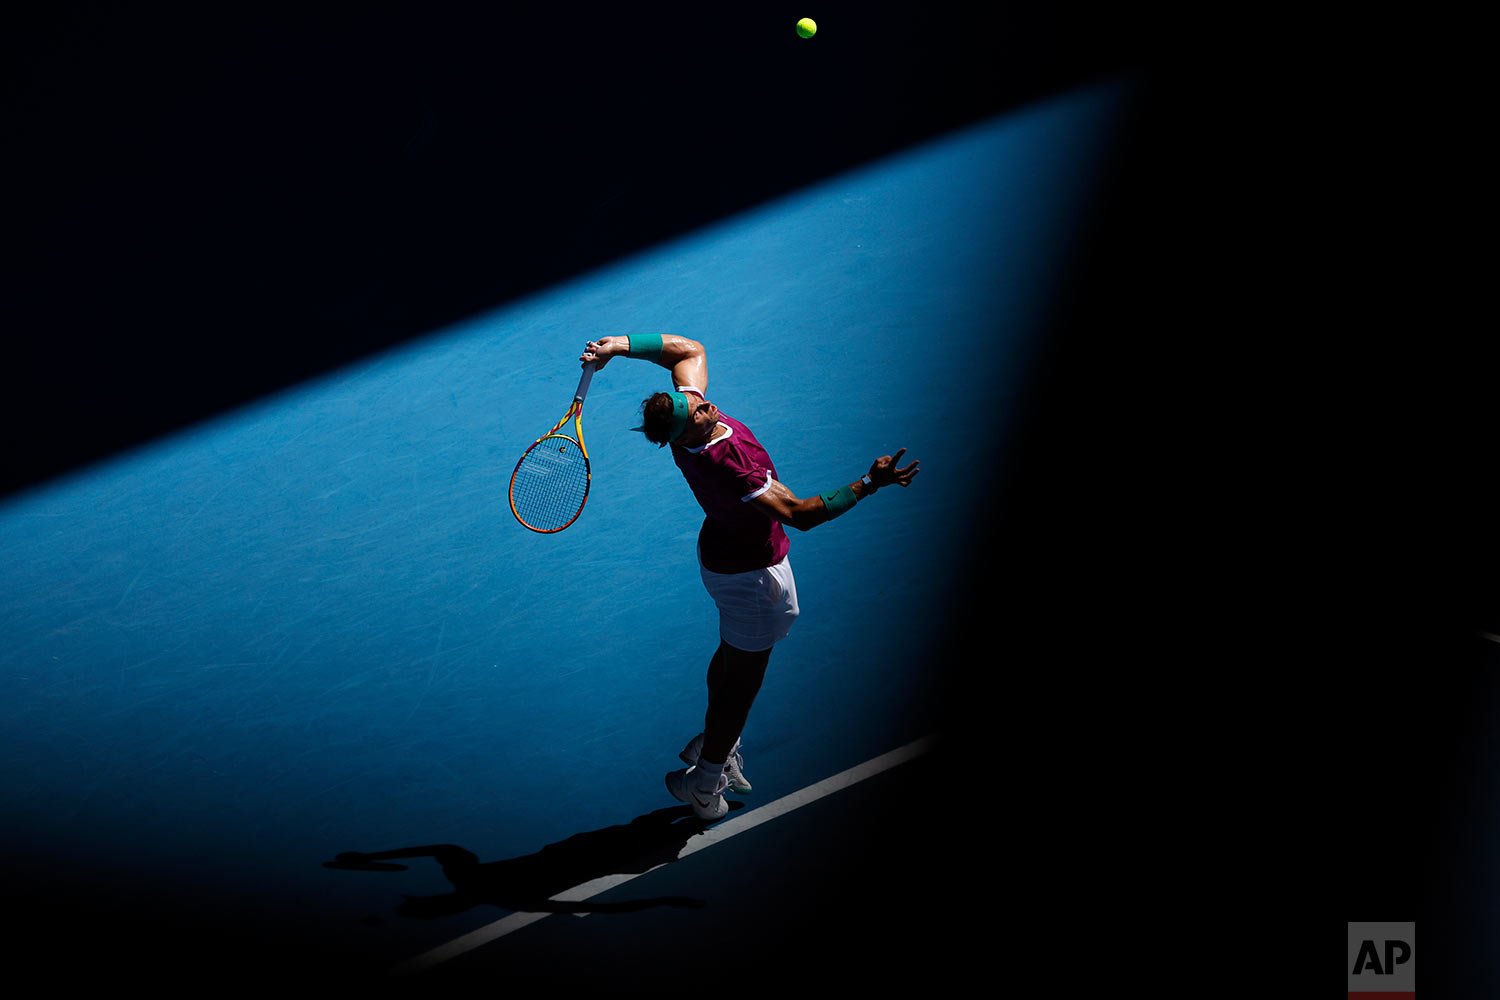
left=796, top=17, right=817, bottom=39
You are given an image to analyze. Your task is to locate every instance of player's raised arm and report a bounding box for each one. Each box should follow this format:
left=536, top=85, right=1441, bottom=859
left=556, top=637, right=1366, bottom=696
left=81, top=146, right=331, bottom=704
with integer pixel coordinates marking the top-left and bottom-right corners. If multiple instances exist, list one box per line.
left=582, top=335, right=708, bottom=393
left=751, top=449, right=920, bottom=532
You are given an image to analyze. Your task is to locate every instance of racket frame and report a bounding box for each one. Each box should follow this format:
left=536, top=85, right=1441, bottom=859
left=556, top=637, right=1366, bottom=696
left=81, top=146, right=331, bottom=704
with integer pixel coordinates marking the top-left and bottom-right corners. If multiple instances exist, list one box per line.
left=508, top=362, right=597, bottom=533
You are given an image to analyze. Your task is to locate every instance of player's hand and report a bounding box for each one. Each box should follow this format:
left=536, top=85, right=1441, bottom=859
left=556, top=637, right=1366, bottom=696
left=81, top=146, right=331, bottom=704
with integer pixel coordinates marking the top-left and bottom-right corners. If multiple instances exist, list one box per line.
left=581, top=336, right=627, bottom=370
left=868, top=448, right=919, bottom=489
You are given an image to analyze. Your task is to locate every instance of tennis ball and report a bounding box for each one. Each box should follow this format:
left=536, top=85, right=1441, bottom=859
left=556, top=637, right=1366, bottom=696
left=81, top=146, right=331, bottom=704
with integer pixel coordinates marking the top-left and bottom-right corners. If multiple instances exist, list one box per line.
left=796, top=17, right=817, bottom=39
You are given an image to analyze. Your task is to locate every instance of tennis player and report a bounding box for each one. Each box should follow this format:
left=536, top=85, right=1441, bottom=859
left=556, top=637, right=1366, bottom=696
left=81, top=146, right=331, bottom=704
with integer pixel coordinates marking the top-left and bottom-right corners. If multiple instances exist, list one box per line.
left=580, top=334, right=919, bottom=820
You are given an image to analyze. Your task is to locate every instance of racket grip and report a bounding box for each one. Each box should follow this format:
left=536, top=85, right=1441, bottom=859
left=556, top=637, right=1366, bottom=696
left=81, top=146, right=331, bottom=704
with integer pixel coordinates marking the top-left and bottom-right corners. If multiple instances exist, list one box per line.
left=575, top=360, right=596, bottom=402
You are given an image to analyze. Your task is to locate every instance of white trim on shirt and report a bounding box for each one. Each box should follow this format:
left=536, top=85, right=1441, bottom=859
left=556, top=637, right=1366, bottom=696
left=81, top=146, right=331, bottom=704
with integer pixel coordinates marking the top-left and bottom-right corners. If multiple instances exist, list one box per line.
left=680, top=423, right=733, bottom=454
left=741, top=474, right=775, bottom=503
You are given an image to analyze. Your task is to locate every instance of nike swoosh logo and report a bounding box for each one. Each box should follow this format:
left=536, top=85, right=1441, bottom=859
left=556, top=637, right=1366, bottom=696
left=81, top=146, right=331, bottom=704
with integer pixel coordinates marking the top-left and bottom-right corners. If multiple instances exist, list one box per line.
left=692, top=791, right=717, bottom=807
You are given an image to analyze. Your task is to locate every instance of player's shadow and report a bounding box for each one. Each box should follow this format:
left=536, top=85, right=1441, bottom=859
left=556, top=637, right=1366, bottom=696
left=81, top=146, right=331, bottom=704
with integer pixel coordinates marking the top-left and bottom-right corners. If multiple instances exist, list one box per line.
left=323, top=802, right=744, bottom=917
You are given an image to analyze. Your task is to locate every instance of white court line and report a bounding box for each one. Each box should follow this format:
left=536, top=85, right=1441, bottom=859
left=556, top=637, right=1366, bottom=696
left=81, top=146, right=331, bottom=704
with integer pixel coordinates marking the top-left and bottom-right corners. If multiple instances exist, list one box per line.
left=389, top=733, right=938, bottom=976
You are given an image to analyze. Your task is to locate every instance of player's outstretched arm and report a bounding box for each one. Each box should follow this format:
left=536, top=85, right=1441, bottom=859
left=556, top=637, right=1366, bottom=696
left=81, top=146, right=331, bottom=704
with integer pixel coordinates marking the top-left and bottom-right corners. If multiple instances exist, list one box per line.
left=581, top=335, right=708, bottom=393
left=752, top=449, right=920, bottom=532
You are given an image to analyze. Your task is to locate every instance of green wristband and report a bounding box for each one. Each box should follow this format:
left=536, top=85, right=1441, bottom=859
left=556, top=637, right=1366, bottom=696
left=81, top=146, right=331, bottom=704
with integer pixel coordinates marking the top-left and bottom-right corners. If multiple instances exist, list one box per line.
left=820, top=484, right=857, bottom=518
left=627, top=333, right=664, bottom=361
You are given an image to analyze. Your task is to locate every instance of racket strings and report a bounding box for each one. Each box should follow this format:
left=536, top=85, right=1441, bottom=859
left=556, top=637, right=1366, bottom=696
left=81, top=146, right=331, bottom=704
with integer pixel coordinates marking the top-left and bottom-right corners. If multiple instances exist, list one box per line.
left=510, top=434, right=589, bottom=532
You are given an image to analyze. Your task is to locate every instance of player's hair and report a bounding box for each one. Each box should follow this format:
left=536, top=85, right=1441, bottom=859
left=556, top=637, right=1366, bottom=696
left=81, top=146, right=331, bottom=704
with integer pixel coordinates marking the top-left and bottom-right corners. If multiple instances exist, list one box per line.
left=634, top=392, right=676, bottom=447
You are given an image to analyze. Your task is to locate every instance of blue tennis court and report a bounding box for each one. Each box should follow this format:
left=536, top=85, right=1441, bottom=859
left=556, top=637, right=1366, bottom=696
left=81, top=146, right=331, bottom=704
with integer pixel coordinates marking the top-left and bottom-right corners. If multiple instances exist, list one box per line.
left=2, top=82, right=1131, bottom=983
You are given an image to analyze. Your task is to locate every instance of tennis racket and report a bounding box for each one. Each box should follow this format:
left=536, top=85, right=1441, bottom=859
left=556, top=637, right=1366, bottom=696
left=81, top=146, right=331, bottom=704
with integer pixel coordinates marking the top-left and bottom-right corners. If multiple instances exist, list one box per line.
left=509, top=361, right=596, bottom=533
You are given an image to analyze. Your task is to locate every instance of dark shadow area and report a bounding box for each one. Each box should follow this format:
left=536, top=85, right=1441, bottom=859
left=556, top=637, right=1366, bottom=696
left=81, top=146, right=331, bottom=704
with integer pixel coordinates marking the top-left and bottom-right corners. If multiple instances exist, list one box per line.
left=930, top=51, right=1496, bottom=987
left=0, top=804, right=740, bottom=984
left=323, top=803, right=742, bottom=918
left=2, top=3, right=1152, bottom=498
left=395, top=748, right=965, bottom=986
left=2, top=846, right=394, bottom=984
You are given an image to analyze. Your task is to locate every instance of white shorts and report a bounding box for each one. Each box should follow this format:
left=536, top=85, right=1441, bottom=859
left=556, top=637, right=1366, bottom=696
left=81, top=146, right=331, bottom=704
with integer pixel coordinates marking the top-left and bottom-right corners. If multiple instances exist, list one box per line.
left=698, top=552, right=800, bottom=653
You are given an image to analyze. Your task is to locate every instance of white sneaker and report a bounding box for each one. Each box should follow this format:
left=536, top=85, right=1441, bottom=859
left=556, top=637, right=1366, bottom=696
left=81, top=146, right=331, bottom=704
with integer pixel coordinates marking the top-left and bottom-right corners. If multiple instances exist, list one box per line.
left=678, top=733, right=752, bottom=793
left=665, top=766, right=729, bottom=821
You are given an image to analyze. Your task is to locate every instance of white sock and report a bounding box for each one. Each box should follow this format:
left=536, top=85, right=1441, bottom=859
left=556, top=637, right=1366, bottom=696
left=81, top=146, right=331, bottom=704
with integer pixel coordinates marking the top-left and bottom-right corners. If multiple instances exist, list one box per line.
left=693, top=759, right=725, bottom=792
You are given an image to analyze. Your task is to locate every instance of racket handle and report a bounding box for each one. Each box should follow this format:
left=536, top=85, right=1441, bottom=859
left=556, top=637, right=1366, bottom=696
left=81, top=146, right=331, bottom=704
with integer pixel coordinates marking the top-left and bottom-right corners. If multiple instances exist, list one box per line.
left=575, top=360, right=596, bottom=403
